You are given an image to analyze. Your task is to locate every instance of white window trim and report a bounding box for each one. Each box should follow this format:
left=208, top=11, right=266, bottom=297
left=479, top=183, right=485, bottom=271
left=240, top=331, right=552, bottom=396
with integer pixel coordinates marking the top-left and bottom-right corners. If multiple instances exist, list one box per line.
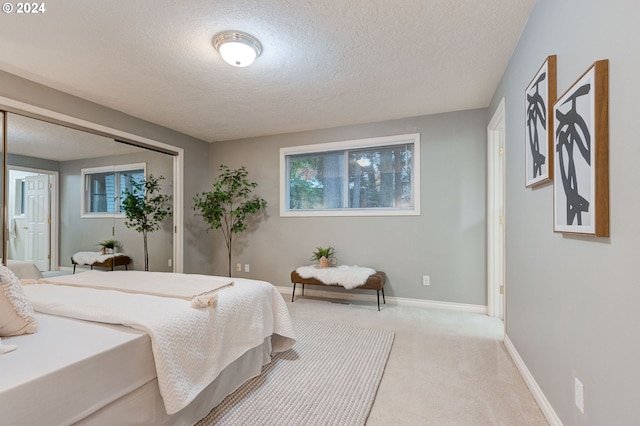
left=280, top=133, right=420, bottom=217
left=81, top=162, right=146, bottom=218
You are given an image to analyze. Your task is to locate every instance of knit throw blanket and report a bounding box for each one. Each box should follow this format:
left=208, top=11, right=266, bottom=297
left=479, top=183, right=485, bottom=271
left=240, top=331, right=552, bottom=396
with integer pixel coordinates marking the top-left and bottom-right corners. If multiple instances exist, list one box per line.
left=295, top=265, right=376, bottom=290
left=39, top=270, right=233, bottom=308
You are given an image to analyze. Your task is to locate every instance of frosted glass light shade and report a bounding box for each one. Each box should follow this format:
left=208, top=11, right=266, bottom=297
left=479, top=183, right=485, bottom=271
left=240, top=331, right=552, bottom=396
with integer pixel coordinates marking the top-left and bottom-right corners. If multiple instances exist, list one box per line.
left=213, top=32, right=262, bottom=67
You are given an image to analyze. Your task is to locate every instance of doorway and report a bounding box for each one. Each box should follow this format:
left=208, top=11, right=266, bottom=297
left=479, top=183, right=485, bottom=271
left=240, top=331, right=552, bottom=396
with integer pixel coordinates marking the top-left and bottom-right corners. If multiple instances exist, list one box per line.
left=7, top=167, right=58, bottom=271
left=487, top=98, right=506, bottom=321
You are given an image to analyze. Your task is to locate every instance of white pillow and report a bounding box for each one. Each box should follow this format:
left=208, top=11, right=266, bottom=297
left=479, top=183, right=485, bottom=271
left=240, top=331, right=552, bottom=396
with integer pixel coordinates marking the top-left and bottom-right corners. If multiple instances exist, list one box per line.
left=0, top=265, right=37, bottom=336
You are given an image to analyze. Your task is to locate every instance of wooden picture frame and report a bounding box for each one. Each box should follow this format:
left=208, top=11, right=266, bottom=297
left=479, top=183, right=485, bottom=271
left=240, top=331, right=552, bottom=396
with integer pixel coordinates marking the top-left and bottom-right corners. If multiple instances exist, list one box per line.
left=525, top=55, right=557, bottom=187
left=553, top=60, right=609, bottom=236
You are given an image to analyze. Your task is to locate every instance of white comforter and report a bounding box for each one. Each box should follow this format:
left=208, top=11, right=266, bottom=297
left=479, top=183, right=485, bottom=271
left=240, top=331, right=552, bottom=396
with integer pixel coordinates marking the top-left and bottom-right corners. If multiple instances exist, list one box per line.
left=23, top=277, right=296, bottom=414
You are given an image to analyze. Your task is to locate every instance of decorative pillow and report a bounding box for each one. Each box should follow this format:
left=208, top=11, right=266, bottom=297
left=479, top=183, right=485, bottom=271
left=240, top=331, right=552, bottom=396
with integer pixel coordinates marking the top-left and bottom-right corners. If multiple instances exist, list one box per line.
left=0, top=265, right=37, bottom=336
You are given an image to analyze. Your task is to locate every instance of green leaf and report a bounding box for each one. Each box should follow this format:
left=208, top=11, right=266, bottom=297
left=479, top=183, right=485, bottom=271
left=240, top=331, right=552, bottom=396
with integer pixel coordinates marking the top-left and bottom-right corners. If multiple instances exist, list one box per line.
left=192, top=165, right=267, bottom=276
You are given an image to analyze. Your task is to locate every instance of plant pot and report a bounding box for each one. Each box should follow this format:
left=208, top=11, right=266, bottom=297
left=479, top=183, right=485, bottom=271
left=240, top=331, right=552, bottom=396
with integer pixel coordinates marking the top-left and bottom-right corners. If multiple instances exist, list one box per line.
left=319, top=256, right=329, bottom=268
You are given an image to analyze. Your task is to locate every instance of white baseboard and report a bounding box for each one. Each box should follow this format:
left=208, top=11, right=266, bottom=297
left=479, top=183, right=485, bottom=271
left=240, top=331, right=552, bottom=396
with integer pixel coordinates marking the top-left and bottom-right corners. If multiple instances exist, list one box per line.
left=275, top=285, right=487, bottom=314
left=504, top=334, right=563, bottom=426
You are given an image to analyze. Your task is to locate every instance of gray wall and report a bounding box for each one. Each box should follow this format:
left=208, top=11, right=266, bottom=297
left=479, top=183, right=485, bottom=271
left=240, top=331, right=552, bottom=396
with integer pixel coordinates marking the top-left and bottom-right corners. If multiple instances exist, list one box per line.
left=0, top=70, right=212, bottom=273
left=208, top=109, right=487, bottom=303
left=489, top=0, right=640, bottom=423
left=8, top=153, right=60, bottom=171
left=59, top=150, right=174, bottom=272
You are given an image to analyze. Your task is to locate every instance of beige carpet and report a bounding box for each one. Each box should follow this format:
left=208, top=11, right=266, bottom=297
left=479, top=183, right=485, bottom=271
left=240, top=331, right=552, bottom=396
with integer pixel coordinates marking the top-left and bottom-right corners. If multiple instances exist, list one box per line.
left=196, top=319, right=394, bottom=426
left=285, top=296, right=548, bottom=425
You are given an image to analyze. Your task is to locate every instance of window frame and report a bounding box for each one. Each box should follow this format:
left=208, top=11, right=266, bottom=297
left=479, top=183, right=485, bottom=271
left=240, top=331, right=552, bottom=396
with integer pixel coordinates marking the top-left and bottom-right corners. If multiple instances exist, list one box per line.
left=280, top=133, right=420, bottom=217
left=81, top=163, right=146, bottom=218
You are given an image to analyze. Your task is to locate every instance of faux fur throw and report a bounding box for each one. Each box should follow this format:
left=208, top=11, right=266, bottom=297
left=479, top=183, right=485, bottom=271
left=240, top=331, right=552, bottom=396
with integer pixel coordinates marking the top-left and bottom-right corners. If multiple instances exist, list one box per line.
left=72, top=251, right=128, bottom=265
left=295, top=265, right=376, bottom=290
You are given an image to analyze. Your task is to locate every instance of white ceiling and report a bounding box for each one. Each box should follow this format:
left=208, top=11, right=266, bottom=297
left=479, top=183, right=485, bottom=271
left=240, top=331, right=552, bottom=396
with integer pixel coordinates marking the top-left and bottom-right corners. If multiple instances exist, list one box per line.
left=0, top=0, right=536, bottom=143
left=6, top=113, right=145, bottom=161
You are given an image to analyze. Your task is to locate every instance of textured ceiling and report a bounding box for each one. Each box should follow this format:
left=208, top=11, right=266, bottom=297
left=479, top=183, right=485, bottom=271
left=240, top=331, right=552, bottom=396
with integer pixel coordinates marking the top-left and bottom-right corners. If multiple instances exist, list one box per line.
left=7, top=113, right=145, bottom=161
left=0, top=0, right=536, bottom=143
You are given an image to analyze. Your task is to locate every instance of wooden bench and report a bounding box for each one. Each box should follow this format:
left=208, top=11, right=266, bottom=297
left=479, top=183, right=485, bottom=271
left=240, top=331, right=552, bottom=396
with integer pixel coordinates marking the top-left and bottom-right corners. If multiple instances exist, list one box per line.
left=71, top=254, right=131, bottom=273
left=290, top=270, right=386, bottom=311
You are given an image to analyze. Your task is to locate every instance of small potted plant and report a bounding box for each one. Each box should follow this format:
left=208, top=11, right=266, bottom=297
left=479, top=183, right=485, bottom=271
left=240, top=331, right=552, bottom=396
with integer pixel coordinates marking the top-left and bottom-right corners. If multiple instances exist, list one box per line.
left=310, top=246, right=337, bottom=268
left=98, top=239, right=120, bottom=254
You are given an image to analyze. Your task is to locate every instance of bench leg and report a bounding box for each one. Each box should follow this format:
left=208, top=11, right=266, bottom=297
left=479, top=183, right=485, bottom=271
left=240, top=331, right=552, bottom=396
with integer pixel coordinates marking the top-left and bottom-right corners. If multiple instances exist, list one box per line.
left=376, top=290, right=381, bottom=311
left=292, top=283, right=296, bottom=302
left=382, top=287, right=386, bottom=304
left=73, top=264, right=76, bottom=274
left=302, top=284, right=305, bottom=296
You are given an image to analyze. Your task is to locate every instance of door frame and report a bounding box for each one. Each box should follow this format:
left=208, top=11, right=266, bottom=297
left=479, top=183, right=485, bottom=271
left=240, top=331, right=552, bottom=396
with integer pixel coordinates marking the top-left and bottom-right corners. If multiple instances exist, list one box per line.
left=487, top=98, right=506, bottom=322
left=8, top=166, right=59, bottom=271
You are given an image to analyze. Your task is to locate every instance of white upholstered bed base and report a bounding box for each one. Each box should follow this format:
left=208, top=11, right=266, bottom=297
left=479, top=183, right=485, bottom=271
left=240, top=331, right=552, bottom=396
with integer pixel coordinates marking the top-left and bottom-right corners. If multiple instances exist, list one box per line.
left=77, top=340, right=271, bottom=426
left=1, top=313, right=273, bottom=426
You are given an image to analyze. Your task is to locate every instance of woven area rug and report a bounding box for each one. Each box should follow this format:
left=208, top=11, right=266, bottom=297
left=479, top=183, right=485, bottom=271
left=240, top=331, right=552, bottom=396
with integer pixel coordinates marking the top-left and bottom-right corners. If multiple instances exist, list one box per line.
left=196, top=319, right=394, bottom=426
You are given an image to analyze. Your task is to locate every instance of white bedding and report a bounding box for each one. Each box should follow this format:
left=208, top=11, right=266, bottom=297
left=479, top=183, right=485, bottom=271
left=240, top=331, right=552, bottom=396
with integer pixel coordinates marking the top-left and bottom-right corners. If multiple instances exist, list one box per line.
left=1, top=313, right=155, bottom=425
left=6, top=259, right=43, bottom=280
left=39, top=270, right=234, bottom=307
left=23, top=276, right=296, bottom=415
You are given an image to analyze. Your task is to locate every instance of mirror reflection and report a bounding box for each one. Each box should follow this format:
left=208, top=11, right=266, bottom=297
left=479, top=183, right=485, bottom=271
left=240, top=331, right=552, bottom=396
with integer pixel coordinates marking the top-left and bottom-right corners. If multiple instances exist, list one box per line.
left=0, top=112, right=4, bottom=265
left=5, top=113, right=174, bottom=276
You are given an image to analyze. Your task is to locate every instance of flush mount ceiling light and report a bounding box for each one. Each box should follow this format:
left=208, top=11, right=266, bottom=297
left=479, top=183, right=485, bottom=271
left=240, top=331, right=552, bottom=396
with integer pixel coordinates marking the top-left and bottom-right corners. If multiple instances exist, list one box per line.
left=213, top=31, right=262, bottom=67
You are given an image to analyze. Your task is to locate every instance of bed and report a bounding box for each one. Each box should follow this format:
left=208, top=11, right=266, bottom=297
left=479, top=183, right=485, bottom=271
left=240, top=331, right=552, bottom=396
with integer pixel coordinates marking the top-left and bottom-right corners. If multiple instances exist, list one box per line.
left=6, top=259, right=44, bottom=280
left=0, top=270, right=296, bottom=426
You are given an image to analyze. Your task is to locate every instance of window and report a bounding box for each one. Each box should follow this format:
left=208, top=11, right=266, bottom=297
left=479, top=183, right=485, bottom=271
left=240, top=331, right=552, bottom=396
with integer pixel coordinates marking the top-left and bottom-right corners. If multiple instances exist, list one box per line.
left=280, top=134, right=420, bottom=216
left=81, top=163, right=145, bottom=217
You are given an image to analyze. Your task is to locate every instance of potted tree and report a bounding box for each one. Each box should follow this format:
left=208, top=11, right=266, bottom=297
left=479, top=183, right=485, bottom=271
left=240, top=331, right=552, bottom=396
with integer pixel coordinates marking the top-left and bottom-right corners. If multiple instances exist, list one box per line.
left=193, top=165, right=267, bottom=277
left=120, top=174, right=172, bottom=271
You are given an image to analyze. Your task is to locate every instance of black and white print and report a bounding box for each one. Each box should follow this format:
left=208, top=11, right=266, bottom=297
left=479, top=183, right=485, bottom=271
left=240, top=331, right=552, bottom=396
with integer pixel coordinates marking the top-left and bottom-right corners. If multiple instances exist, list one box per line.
left=525, top=55, right=556, bottom=187
left=553, top=60, right=609, bottom=236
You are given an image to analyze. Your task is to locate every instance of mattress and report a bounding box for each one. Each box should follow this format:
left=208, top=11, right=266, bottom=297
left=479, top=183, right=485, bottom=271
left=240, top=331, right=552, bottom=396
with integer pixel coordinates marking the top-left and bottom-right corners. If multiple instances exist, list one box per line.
left=0, top=313, right=156, bottom=426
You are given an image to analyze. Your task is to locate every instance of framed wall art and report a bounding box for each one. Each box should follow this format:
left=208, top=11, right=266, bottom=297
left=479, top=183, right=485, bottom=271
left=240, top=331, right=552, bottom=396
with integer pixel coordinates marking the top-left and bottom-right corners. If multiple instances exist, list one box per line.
left=553, top=59, right=609, bottom=236
left=525, top=55, right=556, bottom=187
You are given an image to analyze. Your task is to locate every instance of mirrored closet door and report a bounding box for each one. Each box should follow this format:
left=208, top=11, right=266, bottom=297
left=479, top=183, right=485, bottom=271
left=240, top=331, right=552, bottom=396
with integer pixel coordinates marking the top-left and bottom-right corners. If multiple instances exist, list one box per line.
left=3, top=112, right=175, bottom=274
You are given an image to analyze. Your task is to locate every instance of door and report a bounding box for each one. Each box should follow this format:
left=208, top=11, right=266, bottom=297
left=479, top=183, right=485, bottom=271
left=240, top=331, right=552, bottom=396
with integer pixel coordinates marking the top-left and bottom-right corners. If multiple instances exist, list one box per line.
left=487, top=98, right=506, bottom=321
left=24, top=174, right=50, bottom=271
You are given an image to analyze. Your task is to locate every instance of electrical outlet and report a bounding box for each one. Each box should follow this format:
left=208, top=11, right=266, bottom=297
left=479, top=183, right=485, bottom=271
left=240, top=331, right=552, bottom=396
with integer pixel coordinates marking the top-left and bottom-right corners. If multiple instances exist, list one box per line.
left=168, top=259, right=172, bottom=267
left=236, top=263, right=242, bottom=272
left=244, top=264, right=250, bottom=272
left=422, top=275, right=430, bottom=286
left=575, top=378, right=584, bottom=413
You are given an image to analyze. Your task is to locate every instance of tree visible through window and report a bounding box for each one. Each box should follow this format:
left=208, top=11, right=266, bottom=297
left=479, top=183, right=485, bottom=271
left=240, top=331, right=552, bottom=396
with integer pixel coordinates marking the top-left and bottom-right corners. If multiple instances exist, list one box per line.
left=81, top=164, right=145, bottom=216
left=281, top=134, right=419, bottom=216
